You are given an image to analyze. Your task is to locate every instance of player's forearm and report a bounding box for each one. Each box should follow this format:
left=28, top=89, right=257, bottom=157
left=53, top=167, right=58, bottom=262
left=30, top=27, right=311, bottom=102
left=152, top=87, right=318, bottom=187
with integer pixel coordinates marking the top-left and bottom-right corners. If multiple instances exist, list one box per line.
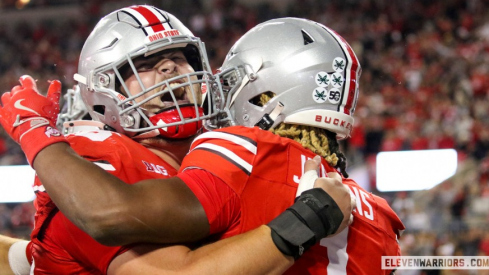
left=33, top=143, right=139, bottom=244
left=34, top=143, right=209, bottom=246
left=185, top=225, right=293, bottom=275
left=109, top=225, right=293, bottom=275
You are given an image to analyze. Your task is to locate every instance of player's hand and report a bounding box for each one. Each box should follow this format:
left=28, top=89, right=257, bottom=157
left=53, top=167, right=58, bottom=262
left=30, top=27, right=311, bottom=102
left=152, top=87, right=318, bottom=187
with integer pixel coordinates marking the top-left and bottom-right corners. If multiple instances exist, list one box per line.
left=268, top=156, right=356, bottom=259
left=0, top=75, right=66, bottom=165
left=300, top=156, right=356, bottom=235
left=0, top=75, right=61, bottom=142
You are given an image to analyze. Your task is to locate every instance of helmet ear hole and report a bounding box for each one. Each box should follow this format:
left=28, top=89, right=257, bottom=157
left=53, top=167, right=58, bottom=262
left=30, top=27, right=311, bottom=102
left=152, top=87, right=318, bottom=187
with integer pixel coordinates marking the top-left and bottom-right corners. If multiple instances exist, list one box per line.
left=249, top=91, right=276, bottom=107
left=93, top=105, right=106, bottom=115
left=183, top=44, right=203, bottom=73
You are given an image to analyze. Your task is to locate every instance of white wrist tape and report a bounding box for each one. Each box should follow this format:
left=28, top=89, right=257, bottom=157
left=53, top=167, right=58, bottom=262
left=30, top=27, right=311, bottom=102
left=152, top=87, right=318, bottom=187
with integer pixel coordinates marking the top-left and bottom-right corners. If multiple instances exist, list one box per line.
left=296, top=170, right=319, bottom=197
left=8, top=240, right=30, bottom=275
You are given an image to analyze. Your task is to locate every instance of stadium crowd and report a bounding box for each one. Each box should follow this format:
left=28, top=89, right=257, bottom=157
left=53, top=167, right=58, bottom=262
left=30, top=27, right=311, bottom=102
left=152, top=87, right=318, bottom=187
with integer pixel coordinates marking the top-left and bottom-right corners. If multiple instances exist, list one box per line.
left=0, top=0, right=488, bottom=272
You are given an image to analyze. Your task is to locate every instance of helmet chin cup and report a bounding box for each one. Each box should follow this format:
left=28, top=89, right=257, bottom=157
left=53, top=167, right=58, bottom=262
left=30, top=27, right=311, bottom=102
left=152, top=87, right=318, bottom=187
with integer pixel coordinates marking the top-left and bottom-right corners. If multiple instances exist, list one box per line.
left=149, top=105, right=204, bottom=139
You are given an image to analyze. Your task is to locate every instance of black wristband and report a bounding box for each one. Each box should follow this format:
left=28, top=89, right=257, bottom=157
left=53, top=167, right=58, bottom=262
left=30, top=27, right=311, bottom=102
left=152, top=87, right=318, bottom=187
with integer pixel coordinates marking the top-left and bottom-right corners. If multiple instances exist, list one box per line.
left=269, top=210, right=316, bottom=259
left=268, top=188, right=344, bottom=259
left=299, top=188, right=344, bottom=236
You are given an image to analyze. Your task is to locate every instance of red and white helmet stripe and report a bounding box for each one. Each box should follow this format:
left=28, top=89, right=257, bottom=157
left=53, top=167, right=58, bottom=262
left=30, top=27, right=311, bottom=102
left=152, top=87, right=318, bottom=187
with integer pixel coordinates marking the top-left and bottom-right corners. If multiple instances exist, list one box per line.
left=121, top=5, right=173, bottom=36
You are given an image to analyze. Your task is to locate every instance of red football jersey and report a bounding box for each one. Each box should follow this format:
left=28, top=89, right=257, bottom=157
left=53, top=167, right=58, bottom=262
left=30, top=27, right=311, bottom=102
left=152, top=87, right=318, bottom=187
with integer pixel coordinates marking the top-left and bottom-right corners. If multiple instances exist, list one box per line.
left=31, top=130, right=177, bottom=274
left=180, top=126, right=405, bottom=275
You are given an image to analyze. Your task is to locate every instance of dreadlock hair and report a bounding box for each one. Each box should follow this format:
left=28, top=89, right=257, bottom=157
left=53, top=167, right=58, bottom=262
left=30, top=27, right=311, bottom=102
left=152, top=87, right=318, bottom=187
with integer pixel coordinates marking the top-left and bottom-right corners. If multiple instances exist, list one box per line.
left=258, top=92, right=349, bottom=178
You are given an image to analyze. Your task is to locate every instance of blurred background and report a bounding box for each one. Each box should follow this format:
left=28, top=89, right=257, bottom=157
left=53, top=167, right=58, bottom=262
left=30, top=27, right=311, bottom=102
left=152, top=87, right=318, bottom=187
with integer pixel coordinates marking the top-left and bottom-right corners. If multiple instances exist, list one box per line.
left=0, top=0, right=488, bottom=272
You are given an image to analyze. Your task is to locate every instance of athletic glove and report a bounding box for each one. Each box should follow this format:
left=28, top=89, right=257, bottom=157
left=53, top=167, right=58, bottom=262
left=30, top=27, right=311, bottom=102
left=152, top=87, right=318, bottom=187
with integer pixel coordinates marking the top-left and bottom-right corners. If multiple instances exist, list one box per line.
left=0, top=75, right=67, bottom=165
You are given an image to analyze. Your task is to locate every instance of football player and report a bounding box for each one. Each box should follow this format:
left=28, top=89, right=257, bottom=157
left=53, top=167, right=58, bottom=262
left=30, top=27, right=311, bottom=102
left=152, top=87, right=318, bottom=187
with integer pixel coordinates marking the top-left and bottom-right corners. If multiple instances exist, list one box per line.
left=0, top=7, right=353, bottom=275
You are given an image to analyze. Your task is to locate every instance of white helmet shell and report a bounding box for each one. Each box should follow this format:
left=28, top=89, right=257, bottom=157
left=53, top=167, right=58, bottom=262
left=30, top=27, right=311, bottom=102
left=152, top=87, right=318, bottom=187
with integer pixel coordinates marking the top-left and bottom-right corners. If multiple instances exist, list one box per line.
left=75, top=5, right=218, bottom=138
left=215, top=17, right=361, bottom=139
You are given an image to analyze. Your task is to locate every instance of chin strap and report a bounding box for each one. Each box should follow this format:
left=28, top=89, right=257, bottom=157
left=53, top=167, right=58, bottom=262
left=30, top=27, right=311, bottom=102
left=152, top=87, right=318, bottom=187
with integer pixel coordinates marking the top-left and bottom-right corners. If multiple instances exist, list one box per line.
left=62, top=120, right=105, bottom=134
left=255, top=101, right=284, bottom=130
left=132, top=129, right=160, bottom=140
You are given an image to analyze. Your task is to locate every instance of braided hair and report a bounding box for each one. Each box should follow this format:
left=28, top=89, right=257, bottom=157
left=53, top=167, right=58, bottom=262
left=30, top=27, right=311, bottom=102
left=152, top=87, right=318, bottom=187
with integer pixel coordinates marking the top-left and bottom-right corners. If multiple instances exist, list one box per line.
left=258, top=92, right=349, bottom=178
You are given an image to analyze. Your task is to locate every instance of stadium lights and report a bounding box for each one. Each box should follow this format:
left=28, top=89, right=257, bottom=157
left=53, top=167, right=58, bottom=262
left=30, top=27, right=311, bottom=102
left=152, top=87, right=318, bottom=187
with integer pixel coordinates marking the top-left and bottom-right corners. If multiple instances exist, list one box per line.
left=376, top=149, right=458, bottom=192
left=0, top=165, right=35, bottom=203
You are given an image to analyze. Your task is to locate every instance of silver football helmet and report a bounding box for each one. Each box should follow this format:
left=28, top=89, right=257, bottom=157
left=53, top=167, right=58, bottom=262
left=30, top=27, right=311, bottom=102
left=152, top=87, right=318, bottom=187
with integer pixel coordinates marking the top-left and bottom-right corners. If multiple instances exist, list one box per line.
left=74, top=5, right=219, bottom=139
left=212, top=18, right=362, bottom=139
left=57, top=85, right=105, bottom=134
left=57, top=85, right=89, bottom=131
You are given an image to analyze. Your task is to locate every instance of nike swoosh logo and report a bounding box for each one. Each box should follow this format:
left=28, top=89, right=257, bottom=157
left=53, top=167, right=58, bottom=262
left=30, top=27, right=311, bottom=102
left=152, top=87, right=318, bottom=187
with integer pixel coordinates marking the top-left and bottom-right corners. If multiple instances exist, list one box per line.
left=14, top=99, right=41, bottom=116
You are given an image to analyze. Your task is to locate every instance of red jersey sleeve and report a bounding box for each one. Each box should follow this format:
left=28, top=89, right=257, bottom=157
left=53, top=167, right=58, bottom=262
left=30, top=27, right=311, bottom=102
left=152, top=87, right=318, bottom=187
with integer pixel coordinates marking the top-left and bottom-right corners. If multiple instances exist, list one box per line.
left=177, top=169, right=240, bottom=235
left=180, top=129, right=258, bottom=194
